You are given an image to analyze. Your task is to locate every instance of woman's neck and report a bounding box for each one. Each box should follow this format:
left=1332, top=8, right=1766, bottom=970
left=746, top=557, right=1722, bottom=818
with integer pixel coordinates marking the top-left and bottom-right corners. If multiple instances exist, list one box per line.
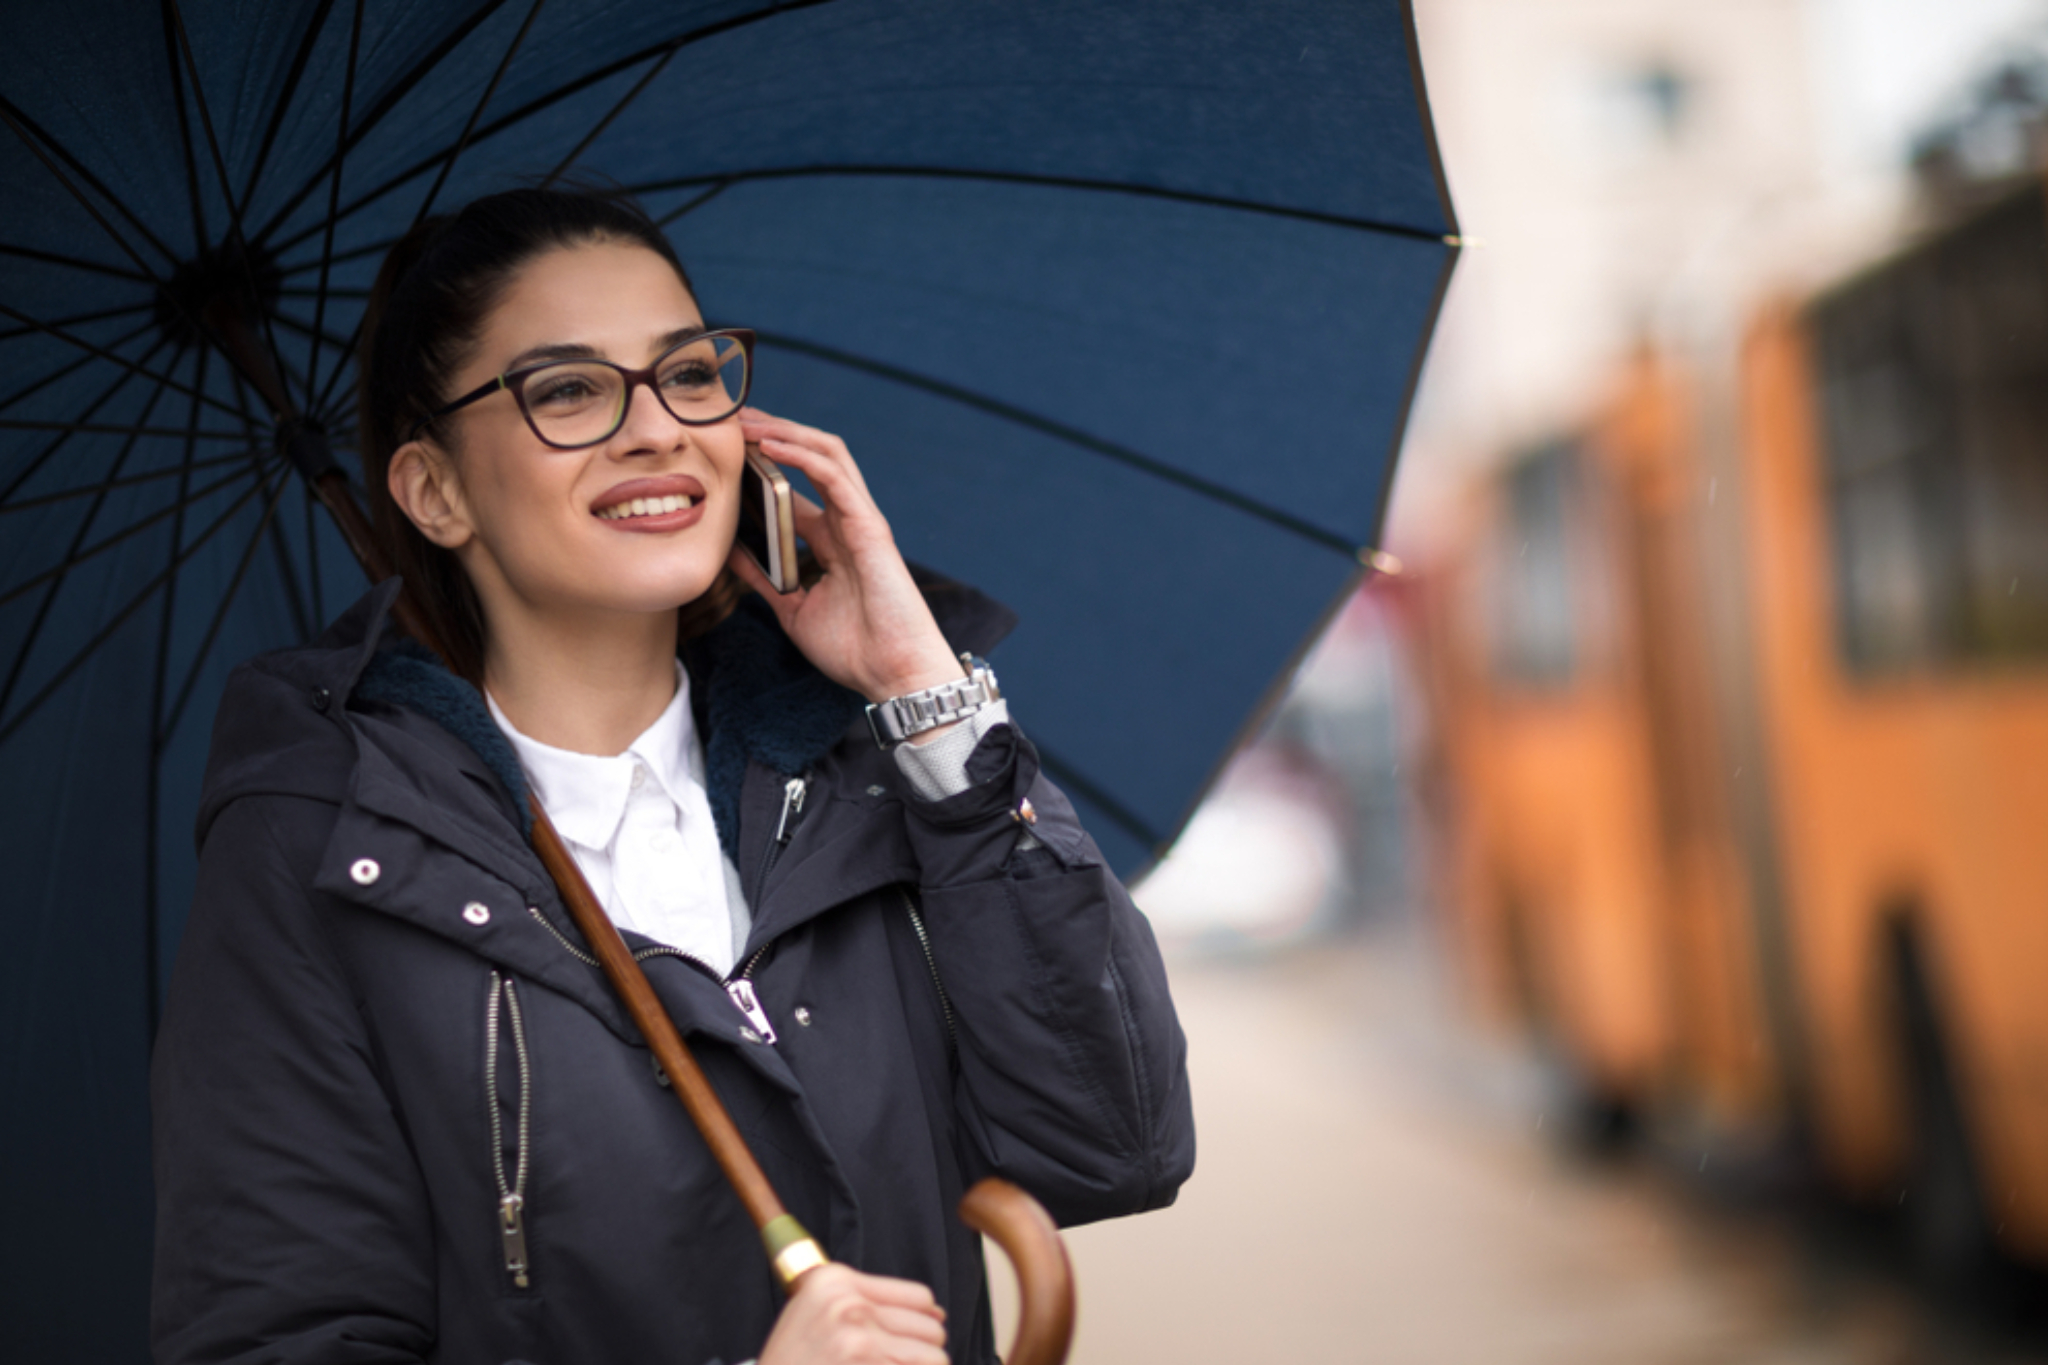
left=480, top=605, right=682, bottom=756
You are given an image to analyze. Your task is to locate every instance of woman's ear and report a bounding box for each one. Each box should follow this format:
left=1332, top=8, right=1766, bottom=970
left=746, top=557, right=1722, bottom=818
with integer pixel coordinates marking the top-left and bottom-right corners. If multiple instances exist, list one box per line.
left=387, top=439, right=474, bottom=549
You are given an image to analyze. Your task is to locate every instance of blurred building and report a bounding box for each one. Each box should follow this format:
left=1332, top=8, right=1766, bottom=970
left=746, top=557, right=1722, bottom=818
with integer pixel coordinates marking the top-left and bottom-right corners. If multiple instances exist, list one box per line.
left=1393, top=0, right=2048, bottom=1293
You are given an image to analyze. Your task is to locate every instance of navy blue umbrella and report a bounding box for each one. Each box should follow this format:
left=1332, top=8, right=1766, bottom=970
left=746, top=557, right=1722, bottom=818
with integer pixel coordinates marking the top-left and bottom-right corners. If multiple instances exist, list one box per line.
left=0, top=0, right=1455, bottom=1354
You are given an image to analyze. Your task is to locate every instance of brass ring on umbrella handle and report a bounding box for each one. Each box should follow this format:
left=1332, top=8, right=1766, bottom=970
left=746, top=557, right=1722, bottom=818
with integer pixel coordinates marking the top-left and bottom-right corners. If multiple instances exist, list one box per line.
left=959, top=1178, right=1076, bottom=1365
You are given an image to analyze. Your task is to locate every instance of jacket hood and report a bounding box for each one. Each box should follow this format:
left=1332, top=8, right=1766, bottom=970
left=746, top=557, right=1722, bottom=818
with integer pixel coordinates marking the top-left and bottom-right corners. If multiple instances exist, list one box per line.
left=195, top=569, right=1019, bottom=857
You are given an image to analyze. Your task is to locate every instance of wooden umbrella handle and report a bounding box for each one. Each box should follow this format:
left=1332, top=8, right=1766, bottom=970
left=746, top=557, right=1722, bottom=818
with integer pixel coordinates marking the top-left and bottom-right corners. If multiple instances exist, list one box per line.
left=959, top=1179, right=1076, bottom=1365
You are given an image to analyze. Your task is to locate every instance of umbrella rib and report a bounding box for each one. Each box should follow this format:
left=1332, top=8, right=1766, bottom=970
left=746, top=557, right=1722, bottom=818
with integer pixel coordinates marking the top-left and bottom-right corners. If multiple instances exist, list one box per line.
left=161, top=459, right=296, bottom=737
left=0, top=331, right=171, bottom=504
left=0, top=300, right=155, bottom=344
left=250, top=0, right=518, bottom=246
left=0, top=449, right=250, bottom=514
left=263, top=0, right=838, bottom=260
left=0, top=420, right=257, bottom=441
left=751, top=330, right=1361, bottom=558
left=0, top=361, right=177, bottom=719
left=623, top=165, right=1453, bottom=244
left=268, top=309, right=359, bottom=358
left=158, top=0, right=210, bottom=254
left=238, top=0, right=340, bottom=214
left=1033, top=745, right=1163, bottom=850
left=538, top=47, right=676, bottom=189
left=309, top=0, right=548, bottom=418
left=0, top=317, right=157, bottom=419
left=405, top=0, right=548, bottom=232
left=165, top=0, right=300, bottom=421
left=0, top=103, right=172, bottom=284
left=653, top=181, right=732, bottom=227
left=0, top=242, right=152, bottom=285
left=305, top=0, right=367, bottom=413
left=0, top=96, right=180, bottom=269
left=0, top=472, right=270, bottom=749
left=0, top=303, right=246, bottom=424
left=0, top=465, right=254, bottom=610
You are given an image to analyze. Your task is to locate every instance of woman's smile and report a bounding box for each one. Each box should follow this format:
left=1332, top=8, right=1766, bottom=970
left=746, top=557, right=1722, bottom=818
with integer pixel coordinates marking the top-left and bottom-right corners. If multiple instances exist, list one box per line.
left=422, top=241, right=747, bottom=622
left=592, top=473, right=707, bottom=531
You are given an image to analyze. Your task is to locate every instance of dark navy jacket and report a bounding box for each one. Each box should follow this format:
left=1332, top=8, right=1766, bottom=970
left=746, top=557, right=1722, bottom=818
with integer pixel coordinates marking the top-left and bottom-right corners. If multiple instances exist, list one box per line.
left=151, top=578, right=1193, bottom=1365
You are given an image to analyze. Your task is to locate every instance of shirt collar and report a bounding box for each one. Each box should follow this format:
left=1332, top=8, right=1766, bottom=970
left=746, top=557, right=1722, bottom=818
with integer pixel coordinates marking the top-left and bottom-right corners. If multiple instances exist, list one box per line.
left=486, top=663, right=701, bottom=852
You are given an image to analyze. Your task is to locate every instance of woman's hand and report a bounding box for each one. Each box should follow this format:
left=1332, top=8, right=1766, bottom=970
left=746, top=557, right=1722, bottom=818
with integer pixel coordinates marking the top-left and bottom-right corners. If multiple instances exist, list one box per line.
left=758, top=1263, right=949, bottom=1365
left=727, top=409, right=966, bottom=705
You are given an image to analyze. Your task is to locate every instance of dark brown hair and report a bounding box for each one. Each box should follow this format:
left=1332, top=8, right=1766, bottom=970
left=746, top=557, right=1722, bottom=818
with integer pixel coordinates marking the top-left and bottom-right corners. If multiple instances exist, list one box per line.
left=357, top=186, right=736, bottom=679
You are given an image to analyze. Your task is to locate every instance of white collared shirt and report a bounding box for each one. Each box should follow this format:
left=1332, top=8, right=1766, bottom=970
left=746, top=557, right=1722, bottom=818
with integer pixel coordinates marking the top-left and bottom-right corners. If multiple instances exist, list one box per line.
left=489, top=668, right=1015, bottom=978
left=489, top=666, right=748, bottom=975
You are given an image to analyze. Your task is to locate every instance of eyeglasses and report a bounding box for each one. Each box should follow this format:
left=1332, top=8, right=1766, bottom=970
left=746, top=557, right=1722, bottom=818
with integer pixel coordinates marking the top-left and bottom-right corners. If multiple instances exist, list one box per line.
left=411, top=328, right=754, bottom=449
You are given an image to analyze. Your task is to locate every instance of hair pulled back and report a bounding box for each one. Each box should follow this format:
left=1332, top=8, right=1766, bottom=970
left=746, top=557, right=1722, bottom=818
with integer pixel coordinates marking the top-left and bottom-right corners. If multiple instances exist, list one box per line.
left=357, top=187, right=707, bottom=679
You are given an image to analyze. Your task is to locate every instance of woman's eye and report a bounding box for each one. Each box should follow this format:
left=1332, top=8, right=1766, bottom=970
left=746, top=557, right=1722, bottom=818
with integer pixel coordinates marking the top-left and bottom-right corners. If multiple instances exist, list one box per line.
left=659, top=361, right=716, bottom=391
left=529, top=373, right=602, bottom=408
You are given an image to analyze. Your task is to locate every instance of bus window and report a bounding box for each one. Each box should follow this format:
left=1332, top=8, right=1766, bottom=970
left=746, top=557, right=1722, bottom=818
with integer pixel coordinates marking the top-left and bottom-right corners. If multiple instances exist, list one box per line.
left=1813, top=184, right=2048, bottom=675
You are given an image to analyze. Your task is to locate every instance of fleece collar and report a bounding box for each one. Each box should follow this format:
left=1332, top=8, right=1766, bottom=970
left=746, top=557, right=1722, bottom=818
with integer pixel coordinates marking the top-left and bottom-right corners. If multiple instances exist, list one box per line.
left=348, top=568, right=1017, bottom=862
left=353, top=598, right=862, bottom=862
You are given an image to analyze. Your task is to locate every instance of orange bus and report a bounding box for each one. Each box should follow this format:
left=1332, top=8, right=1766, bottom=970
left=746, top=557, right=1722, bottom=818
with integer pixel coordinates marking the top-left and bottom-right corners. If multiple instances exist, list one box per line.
left=1419, top=178, right=2048, bottom=1283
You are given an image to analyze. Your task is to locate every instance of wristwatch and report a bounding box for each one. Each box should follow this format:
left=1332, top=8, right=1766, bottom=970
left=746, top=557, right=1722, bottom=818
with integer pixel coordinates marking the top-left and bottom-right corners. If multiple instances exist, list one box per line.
left=866, top=653, right=1001, bottom=749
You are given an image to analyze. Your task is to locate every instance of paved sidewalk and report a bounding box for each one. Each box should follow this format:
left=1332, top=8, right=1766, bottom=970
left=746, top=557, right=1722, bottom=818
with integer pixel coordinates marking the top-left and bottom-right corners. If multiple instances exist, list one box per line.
left=987, top=933, right=2047, bottom=1365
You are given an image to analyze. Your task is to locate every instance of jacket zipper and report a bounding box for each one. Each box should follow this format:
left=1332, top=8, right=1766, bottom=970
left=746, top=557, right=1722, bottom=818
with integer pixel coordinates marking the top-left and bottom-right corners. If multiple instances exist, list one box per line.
left=900, top=888, right=957, bottom=1065
left=485, top=972, right=533, bottom=1289
left=753, top=774, right=808, bottom=905
left=522, top=774, right=809, bottom=1057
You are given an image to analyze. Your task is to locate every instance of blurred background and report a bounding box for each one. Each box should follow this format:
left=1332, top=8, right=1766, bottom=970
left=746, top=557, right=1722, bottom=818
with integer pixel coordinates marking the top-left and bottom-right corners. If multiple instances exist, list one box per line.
left=1028, top=1, right=2048, bottom=1359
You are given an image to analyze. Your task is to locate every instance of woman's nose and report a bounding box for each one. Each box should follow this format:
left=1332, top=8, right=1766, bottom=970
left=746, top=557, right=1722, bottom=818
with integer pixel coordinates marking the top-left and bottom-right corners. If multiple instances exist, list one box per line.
left=613, top=377, right=686, bottom=452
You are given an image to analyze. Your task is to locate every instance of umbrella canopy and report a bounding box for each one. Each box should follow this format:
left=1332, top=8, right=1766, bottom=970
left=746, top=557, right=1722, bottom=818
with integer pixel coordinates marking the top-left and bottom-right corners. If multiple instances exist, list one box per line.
left=0, top=0, right=1455, bottom=1354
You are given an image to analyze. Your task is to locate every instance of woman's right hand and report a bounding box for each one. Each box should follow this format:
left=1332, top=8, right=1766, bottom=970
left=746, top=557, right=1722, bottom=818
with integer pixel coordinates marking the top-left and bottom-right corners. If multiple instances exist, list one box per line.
left=758, top=1264, right=949, bottom=1365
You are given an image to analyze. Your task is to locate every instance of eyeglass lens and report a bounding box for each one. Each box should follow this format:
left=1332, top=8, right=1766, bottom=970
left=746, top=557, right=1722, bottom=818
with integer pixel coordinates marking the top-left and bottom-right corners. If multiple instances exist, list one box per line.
left=520, top=334, right=748, bottom=446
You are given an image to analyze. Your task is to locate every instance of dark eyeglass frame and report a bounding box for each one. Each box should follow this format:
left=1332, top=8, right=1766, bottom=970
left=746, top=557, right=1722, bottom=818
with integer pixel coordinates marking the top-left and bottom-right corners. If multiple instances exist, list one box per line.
left=407, top=327, right=756, bottom=449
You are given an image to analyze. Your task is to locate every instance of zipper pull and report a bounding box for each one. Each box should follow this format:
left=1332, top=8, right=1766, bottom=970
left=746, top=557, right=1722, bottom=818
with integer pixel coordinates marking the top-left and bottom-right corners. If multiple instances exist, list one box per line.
left=773, top=776, right=808, bottom=844
left=726, top=978, right=778, bottom=1045
left=499, top=1193, right=530, bottom=1288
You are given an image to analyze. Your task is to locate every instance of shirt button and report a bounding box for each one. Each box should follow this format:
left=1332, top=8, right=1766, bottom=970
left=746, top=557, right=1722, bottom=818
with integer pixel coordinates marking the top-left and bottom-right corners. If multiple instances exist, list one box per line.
left=462, top=902, right=491, bottom=926
left=630, top=765, right=648, bottom=790
left=350, top=858, right=380, bottom=886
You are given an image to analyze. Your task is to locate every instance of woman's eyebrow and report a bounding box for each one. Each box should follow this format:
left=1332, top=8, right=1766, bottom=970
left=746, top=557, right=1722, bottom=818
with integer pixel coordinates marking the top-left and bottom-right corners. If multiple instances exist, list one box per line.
left=503, top=324, right=706, bottom=373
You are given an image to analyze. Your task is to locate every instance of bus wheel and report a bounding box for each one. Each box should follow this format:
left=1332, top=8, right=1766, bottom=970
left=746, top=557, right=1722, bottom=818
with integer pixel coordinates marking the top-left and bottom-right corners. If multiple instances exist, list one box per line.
left=1888, top=924, right=1999, bottom=1304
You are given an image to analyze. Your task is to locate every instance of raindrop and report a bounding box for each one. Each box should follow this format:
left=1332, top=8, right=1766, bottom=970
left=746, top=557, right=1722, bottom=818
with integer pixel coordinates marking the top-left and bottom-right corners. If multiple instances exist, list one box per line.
left=2010, top=578, right=2019, bottom=596
left=1536, top=1112, right=1545, bottom=1131
left=1698, top=1152, right=1709, bottom=1172
left=1707, top=477, right=1717, bottom=506
left=1520, top=540, right=1529, bottom=560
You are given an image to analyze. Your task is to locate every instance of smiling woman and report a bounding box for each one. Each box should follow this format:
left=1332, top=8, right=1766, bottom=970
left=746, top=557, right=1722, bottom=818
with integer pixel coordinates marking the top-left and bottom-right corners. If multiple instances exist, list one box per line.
left=148, top=187, right=1195, bottom=1365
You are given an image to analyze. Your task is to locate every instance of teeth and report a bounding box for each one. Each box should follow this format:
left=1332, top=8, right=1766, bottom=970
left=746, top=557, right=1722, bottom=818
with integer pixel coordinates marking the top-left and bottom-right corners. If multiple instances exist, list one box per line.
left=598, top=493, right=695, bottom=520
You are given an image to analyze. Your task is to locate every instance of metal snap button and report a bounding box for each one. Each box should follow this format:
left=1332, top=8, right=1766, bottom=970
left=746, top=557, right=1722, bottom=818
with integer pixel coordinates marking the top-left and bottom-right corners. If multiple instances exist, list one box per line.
left=866, top=785, right=886, bottom=797
left=793, top=1006, right=813, bottom=1027
left=349, top=858, right=380, bottom=885
left=739, top=1026, right=762, bottom=1044
left=462, top=902, right=490, bottom=926
left=310, top=686, right=330, bottom=711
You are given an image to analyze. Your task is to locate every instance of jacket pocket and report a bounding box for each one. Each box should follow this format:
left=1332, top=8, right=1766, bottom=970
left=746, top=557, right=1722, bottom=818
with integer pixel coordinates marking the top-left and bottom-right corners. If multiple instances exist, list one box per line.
left=485, top=970, right=535, bottom=1292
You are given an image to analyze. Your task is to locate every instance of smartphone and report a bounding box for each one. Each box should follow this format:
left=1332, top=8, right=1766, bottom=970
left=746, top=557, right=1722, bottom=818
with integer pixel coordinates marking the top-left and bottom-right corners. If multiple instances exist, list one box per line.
left=737, top=443, right=800, bottom=594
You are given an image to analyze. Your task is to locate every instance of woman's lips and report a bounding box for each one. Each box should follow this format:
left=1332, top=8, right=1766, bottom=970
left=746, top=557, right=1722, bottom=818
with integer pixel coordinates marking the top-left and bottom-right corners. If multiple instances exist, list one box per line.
left=595, top=492, right=695, bottom=521
left=591, top=475, right=707, bottom=532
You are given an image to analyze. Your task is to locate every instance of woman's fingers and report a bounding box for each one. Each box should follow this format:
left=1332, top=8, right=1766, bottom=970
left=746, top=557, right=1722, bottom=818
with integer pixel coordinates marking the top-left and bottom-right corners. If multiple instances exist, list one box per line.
left=759, top=1264, right=950, bottom=1365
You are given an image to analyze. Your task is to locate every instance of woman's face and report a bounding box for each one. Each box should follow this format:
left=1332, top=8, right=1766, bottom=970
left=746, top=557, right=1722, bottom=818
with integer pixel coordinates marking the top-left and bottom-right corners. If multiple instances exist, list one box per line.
left=424, top=240, right=745, bottom=628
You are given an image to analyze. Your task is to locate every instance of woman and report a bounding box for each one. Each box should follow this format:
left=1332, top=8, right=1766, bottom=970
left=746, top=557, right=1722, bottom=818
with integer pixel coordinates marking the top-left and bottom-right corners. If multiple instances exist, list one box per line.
left=150, top=188, right=1194, bottom=1365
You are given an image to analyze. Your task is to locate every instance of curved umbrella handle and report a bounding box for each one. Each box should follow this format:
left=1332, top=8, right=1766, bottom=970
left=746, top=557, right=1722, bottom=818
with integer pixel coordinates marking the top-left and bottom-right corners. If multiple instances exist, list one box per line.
left=958, top=1179, right=1075, bottom=1365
